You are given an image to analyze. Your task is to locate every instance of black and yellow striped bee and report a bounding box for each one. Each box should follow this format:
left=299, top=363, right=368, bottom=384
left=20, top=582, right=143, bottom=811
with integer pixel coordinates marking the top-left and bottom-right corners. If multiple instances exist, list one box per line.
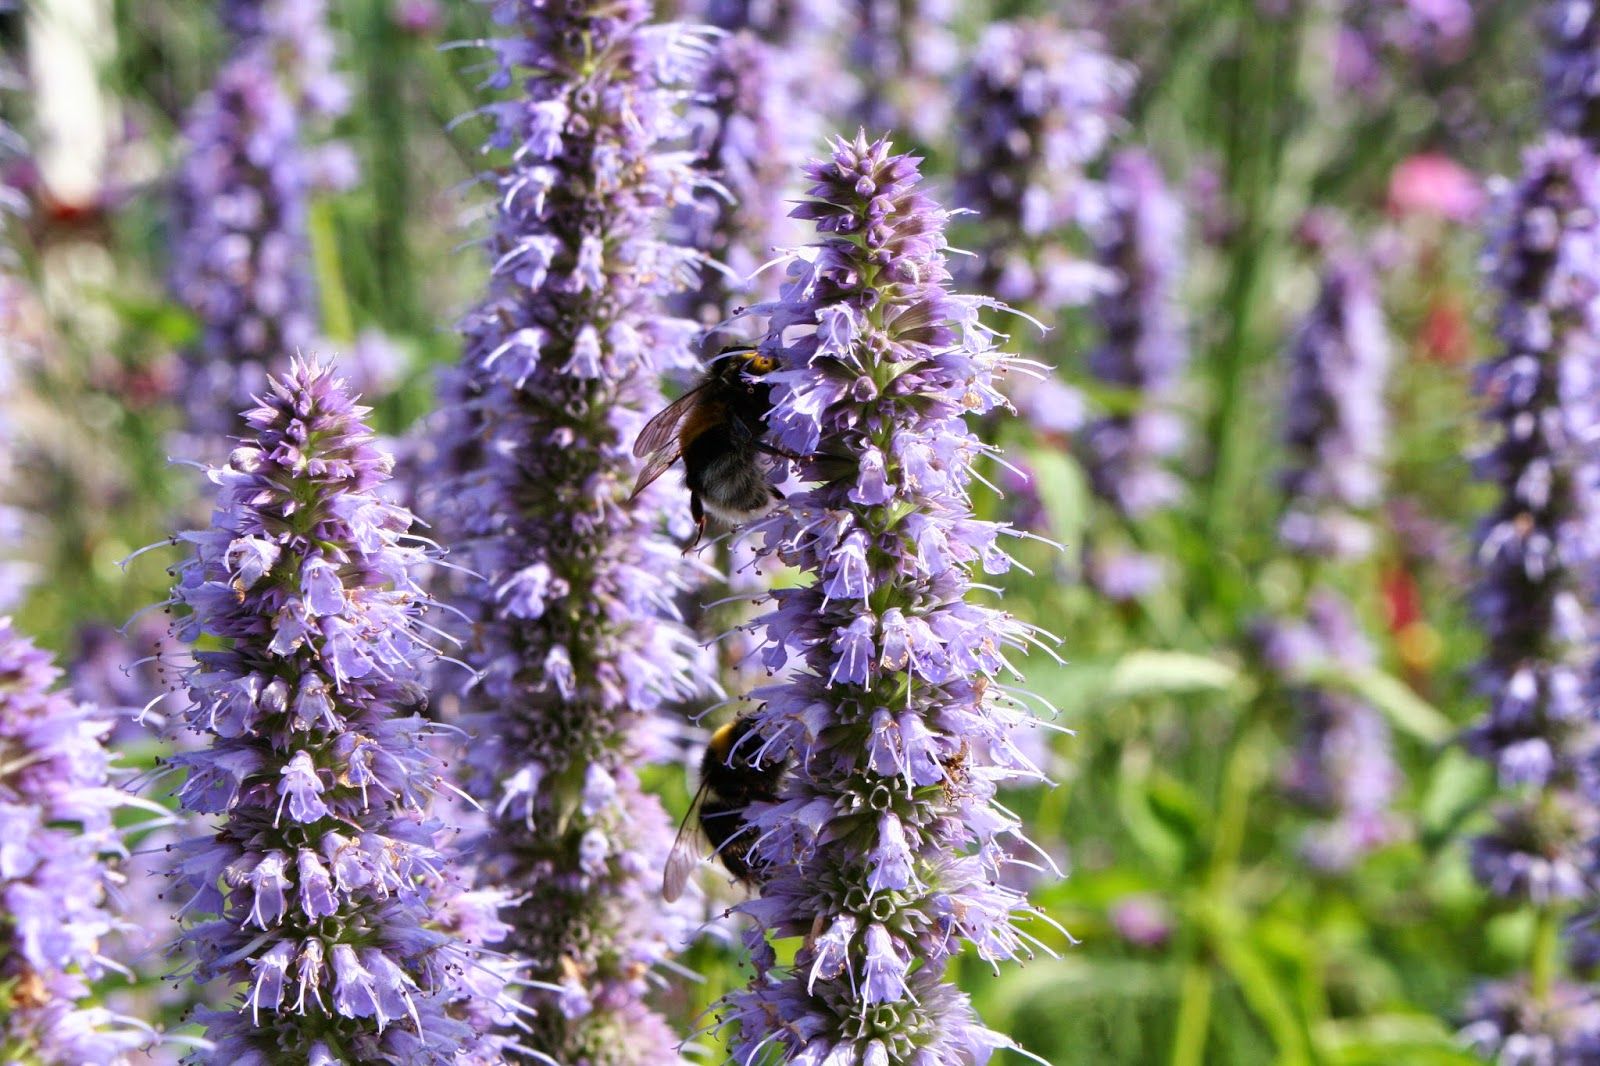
left=661, top=716, right=787, bottom=902
left=631, top=347, right=794, bottom=547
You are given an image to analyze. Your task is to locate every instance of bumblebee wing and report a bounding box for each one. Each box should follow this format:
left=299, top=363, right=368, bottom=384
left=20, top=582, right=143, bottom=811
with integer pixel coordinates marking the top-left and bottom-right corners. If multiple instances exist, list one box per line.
left=630, top=441, right=685, bottom=501
left=662, top=780, right=711, bottom=903
left=633, top=385, right=708, bottom=459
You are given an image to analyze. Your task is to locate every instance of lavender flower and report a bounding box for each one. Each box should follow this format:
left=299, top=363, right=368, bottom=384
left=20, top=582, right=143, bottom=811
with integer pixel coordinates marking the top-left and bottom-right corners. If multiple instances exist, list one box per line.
left=1465, top=136, right=1600, bottom=908
left=1460, top=978, right=1600, bottom=1064
left=675, top=27, right=807, bottom=329
left=1546, top=0, right=1600, bottom=141
left=1084, top=148, right=1191, bottom=518
left=1257, top=591, right=1403, bottom=871
left=0, top=618, right=148, bottom=1064
left=171, top=0, right=351, bottom=442
left=848, top=0, right=958, bottom=147
left=0, top=76, right=32, bottom=610
left=1335, top=0, right=1475, bottom=98
left=438, top=3, right=711, bottom=1058
left=1278, top=247, right=1393, bottom=559
left=683, top=0, right=845, bottom=166
left=158, top=361, right=514, bottom=1061
left=952, top=18, right=1132, bottom=311
left=720, top=133, right=1052, bottom=1063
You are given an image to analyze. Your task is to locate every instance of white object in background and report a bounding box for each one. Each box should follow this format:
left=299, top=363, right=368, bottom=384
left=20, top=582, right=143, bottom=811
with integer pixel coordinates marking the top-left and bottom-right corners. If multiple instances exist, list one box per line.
left=26, top=0, right=116, bottom=210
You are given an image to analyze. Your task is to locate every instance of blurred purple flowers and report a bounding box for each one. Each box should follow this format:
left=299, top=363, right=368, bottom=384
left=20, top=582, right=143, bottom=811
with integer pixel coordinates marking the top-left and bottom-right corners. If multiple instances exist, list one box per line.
left=160, top=361, right=514, bottom=1061
left=1085, top=148, right=1191, bottom=518
left=722, top=133, right=1052, bottom=1063
left=849, top=0, right=957, bottom=146
left=439, top=1, right=709, bottom=1057
left=1258, top=591, right=1402, bottom=871
left=1279, top=248, right=1393, bottom=559
left=171, top=0, right=352, bottom=440
left=0, top=618, right=148, bottom=1063
left=676, top=24, right=805, bottom=328
left=1464, top=134, right=1600, bottom=911
left=953, top=18, right=1132, bottom=311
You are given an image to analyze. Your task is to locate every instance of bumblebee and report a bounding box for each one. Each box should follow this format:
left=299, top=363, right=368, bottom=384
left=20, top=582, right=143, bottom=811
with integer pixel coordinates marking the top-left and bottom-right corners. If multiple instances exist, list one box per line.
left=632, top=347, right=794, bottom=546
left=661, top=716, right=787, bottom=902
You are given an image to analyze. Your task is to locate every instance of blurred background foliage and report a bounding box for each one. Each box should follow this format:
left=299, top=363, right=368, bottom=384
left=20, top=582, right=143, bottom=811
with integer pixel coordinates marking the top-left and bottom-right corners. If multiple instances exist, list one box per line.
left=0, top=0, right=1571, bottom=1062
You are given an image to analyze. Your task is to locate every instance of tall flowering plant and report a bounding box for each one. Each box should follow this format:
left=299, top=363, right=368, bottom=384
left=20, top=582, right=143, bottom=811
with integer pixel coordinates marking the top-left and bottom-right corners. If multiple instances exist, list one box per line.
left=159, top=362, right=513, bottom=1062
left=1279, top=248, right=1393, bottom=559
left=1458, top=135, right=1600, bottom=1059
left=0, top=619, right=148, bottom=1065
left=676, top=26, right=806, bottom=330
left=1263, top=236, right=1401, bottom=871
left=440, top=1, right=709, bottom=1059
left=1084, top=148, right=1191, bottom=520
left=952, top=18, right=1131, bottom=312
left=721, top=133, right=1053, bottom=1063
left=171, top=0, right=352, bottom=440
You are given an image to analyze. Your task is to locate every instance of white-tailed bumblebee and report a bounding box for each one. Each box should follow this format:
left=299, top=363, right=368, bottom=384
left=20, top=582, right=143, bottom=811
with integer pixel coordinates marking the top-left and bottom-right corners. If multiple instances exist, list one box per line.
left=661, top=715, right=787, bottom=902
left=631, top=347, right=794, bottom=546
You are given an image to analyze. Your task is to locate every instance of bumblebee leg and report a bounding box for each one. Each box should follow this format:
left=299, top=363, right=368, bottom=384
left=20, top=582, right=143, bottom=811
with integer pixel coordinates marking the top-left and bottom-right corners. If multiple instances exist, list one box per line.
left=684, top=494, right=707, bottom=553
left=755, top=441, right=805, bottom=462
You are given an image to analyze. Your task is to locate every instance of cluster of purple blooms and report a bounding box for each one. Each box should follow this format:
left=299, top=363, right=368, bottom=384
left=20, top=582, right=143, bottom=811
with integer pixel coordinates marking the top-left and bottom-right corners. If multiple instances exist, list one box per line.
left=952, top=18, right=1132, bottom=312
left=1257, top=592, right=1402, bottom=872
left=674, top=18, right=807, bottom=330
left=0, top=618, right=148, bottom=1063
left=159, top=361, right=515, bottom=1062
left=1545, top=0, right=1600, bottom=140
left=1464, top=135, right=1600, bottom=904
left=0, top=70, right=31, bottom=612
left=171, top=0, right=353, bottom=440
left=1263, top=222, right=1401, bottom=873
left=1456, top=133, right=1600, bottom=1058
left=720, top=133, right=1054, bottom=1064
left=1334, top=0, right=1476, bottom=97
left=1083, top=148, right=1191, bottom=521
left=1278, top=247, right=1393, bottom=559
left=438, top=1, right=711, bottom=1059
left=848, top=0, right=957, bottom=147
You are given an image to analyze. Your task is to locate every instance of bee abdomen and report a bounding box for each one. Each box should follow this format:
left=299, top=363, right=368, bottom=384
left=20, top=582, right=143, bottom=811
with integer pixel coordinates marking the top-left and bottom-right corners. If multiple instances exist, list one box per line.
left=685, top=436, right=777, bottom=522
left=701, top=797, right=763, bottom=884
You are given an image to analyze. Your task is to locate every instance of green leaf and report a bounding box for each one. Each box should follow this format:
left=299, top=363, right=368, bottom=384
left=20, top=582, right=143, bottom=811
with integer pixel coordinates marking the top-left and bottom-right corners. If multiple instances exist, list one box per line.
left=94, top=291, right=200, bottom=346
left=1024, top=445, right=1091, bottom=548
left=1303, top=663, right=1453, bottom=744
left=1206, top=907, right=1315, bottom=1066
left=1315, top=1014, right=1486, bottom=1065
left=1120, top=742, right=1196, bottom=870
left=1420, top=747, right=1492, bottom=839
left=1106, top=650, right=1241, bottom=700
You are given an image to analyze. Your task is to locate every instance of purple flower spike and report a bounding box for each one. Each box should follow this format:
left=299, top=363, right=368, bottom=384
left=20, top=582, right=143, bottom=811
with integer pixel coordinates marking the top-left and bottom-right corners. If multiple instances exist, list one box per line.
left=722, top=132, right=1054, bottom=1063
left=1278, top=247, right=1393, bottom=559
left=171, top=0, right=352, bottom=441
left=1257, top=590, right=1403, bottom=872
left=1084, top=148, right=1192, bottom=518
left=1461, top=978, right=1600, bottom=1064
left=1546, top=0, right=1600, bottom=141
left=0, top=619, right=149, bottom=1063
left=848, top=0, right=958, bottom=146
left=437, top=1, right=712, bottom=1058
left=161, top=361, right=516, bottom=1061
left=676, top=26, right=808, bottom=328
left=1464, top=135, right=1600, bottom=916
left=953, top=18, right=1133, bottom=311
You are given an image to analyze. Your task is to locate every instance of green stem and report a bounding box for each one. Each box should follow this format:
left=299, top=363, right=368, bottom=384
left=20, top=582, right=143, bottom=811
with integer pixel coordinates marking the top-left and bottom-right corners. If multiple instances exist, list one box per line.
left=1169, top=703, right=1266, bottom=1066
left=309, top=199, right=355, bottom=343
left=1530, top=903, right=1560, bottom=1005
left=1171, top=953, right=1215, bottom=1066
